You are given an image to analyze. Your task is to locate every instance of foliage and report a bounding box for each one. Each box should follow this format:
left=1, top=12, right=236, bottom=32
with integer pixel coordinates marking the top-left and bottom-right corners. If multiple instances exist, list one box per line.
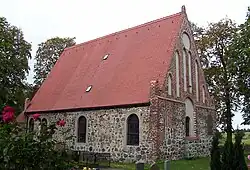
left=232, top=130, right=247, bottom=170
left=192, top=18, right=238, bottom=139
left=210, top=132, right=221, bottom=170
left=0, top=106, right=75, bottom=170
left=221, top=139, right=233, bottom=170
left=34, top=37, right=76, bottom=86
left=0, top=17, right=32, bottom=114
left=230, top=7, right=250, bottom=125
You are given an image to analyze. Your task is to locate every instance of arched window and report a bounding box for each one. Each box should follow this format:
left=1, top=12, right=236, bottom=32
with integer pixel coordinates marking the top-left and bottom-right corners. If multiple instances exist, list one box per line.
left=167, top=74, right=172, bottom=96
left=207, top=115, right=213, bottom=135
left=127, top=114, right=139, bottom=145
left=175, top=52, right=180, bottom=97
left=183, top=50, right=187, bottom=92
left=202, top=85, right=206, bottom=103
left=41, top=118, right=47, bottom=131
left=78, top=116, right=87, bottom=143
left=188, top=52, right=192, bottom=93
left=29, top=118, right=34, bottom=132
left=185, top=98, right=195, bottom=137
left=195, top=60, right=199, bottom=101
left=185, top=116, right=190, bottom=136
left=37, top=118, right=41, bottom=131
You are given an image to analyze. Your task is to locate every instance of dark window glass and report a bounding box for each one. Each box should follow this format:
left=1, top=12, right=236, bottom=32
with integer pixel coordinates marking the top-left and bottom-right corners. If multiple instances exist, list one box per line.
left=41, top=118, right=47, bottom=131
left=78, top=116, right=87, bottom=143
left=29, top=118, right=34, bottom=132
left=185, top=116, right=190, bottom=137
left=127, top=114, right=139, bottom=145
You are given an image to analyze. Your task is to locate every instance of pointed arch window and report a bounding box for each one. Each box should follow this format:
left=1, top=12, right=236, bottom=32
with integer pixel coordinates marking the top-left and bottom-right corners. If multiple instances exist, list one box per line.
left=185, top=98, right=195, bottom=137
left=188, top=52, right=192, bottom=93
left=167, top=74, right=172, bottom=96
left=183, top=50, right=187, bottom=91
left=78, top=116, right=87, bottom=143
left=195, top=60, right=199, bottom=101
left=175, top=52, right=180, bottom=97
left=29, top=118, right=34, bottom=132
left=127, top=114, right=139, bottom=145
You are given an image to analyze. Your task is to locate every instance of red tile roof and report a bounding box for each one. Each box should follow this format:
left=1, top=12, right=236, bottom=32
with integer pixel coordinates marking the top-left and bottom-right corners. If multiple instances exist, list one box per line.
left=27, top=11, right=184, bottom=112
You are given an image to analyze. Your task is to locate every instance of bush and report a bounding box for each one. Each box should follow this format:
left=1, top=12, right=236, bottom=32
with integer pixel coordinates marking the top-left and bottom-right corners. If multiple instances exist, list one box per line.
left=221, top=138, right=234, bottom=170
left=0, top=106, right=74, bottom=170
left=210, top=131, right=221, bottom=170
left=232, top=130, right=247, bottom=170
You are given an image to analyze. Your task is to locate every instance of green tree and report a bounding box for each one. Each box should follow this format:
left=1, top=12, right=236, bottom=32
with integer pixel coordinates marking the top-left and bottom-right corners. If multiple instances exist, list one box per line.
left=34, top=37, right=76, bottom=86
left=210, top=131, right=221, bottom=170
left=193, top=19, right=238, bottom=136
left=232, top=130, right=247, bottom=170
left=0, top=17, right=32, bottom=113
left=230, top=7, right=250, bottom=125
left=192, top=19, right=239, bottom=169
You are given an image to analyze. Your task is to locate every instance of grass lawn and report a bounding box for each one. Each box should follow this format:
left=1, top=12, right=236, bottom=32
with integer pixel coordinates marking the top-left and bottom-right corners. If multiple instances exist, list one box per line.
left=220, top=132, right=250, bottom=145
left=111, top=157, right=210, bottom=170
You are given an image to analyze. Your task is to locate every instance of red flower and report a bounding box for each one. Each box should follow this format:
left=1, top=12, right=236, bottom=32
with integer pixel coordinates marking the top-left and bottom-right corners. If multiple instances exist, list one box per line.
left=57, top=119, right=66, bottom=127
left=2, top=106, right=15, bottom=115
left=3, top=111, right=14, bottom=123
left=32, top=113, right=41, bottom=121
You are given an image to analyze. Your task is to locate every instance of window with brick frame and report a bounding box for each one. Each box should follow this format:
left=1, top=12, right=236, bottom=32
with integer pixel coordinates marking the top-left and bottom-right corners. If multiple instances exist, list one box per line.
left=188, top=52, right=192, bottom=93
left=77, top=116, right=87, bottom=143
left=175, top=52, right=180, bottom=97
left=183, top=50, right=187, bottom=92
left=127, top=114, right=139, bottom=145
left=185, top=98, right=195, bottom=137
left=29, top=118, right=34, bottom=132
left=195, top=60, right=199, bottom=101
left=167, top=74, right=172, bottom=96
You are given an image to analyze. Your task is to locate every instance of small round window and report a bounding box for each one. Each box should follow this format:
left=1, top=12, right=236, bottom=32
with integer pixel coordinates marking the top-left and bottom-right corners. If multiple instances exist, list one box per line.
left=182, top=33, right=191, bottom=50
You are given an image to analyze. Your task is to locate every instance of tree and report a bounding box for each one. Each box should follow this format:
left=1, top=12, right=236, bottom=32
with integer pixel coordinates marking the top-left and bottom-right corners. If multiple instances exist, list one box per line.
left=34, top=37, right=76, bottom=86
left=0, top=17, right=32, bottom=114
left=231, top=7, right=250, bottom=125
left=193, top=19, right=239, bottom=169
left=232, top=130, right=247, bottom=170
left=210, top=131, right=221, bottom=170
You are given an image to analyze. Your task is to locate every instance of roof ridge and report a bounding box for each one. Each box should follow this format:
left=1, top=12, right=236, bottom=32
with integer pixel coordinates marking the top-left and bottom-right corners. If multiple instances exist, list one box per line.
left=65, top=12, right=183, bottom=51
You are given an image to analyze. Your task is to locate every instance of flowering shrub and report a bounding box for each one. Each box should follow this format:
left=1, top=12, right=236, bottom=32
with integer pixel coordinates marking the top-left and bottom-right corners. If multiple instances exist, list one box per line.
left=0, top=106, right=75, bottom=170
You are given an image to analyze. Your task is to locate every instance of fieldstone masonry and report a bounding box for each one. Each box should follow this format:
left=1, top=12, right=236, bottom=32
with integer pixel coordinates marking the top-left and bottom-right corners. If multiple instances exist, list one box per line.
left=32, top=106, right=154, bottom=163
left=28, top=7, right=216, bottom=163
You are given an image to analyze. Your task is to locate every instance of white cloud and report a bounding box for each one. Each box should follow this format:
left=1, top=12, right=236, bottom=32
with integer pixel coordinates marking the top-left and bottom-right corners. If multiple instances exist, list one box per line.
left=0, top=0, right=249, bottom=128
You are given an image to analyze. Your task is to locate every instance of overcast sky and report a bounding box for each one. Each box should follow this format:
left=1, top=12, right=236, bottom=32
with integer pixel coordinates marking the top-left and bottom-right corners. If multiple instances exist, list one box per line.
left=1, top=0, right=249, bottom=129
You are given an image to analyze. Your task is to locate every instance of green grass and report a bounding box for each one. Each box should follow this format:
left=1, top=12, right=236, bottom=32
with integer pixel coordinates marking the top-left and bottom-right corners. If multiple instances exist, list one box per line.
left=220, top=132, right=250, bottom=145
left=109, top=132, right=250, bottom=170
left=111, top=157, right=210, bottom=170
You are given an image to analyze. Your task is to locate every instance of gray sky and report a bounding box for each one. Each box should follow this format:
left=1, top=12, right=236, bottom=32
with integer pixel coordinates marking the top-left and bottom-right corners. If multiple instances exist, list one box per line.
left=1, top=0, right=249, bottom=129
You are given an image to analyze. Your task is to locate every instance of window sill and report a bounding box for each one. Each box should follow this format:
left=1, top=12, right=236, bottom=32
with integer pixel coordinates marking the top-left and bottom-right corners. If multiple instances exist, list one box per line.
left=185, top=136, right=200, bottom=141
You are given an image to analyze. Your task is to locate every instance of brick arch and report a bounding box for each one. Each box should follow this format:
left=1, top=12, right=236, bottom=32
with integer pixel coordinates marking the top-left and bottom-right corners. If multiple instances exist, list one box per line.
left=167, top=73, right=173, bottom=96
left=185, top=98, right=195, bottom=137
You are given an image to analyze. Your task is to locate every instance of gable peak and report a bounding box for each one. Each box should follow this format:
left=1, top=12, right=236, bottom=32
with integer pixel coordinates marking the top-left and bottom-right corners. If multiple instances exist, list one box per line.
left=181, top=5, right=186, bottom=14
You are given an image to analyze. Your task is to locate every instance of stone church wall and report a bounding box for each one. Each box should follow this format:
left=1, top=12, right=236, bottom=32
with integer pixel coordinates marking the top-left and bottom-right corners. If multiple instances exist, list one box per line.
left=157, top=98, right=214, bottom=160
left=30, top=106, right=154, bottom=163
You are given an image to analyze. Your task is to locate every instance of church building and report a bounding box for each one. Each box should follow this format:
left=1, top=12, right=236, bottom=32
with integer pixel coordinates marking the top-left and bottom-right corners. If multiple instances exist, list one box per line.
left=24, top=6, right=216, bottom=162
